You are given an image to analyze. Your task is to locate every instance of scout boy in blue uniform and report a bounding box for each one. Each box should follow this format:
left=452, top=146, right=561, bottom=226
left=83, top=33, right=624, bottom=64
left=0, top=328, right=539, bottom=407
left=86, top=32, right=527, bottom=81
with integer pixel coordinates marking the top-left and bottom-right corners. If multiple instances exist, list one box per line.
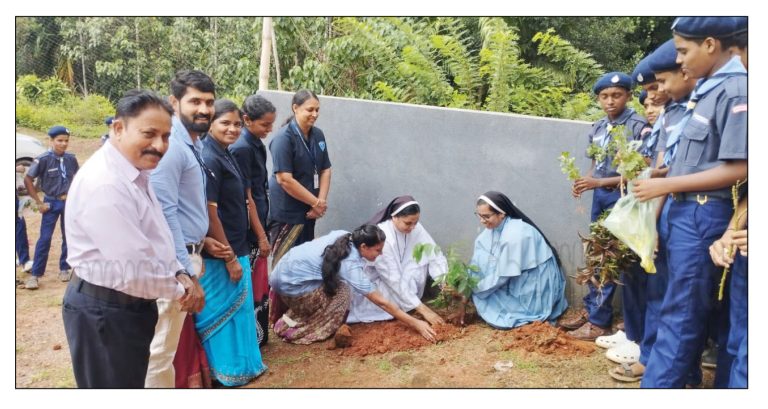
left=632, top=17, right=748, bottom=388
left=610, top=37, right=701, bottom=383
left=563, top=72, right=650, bottom=341
left=23, top=126, right=80, bottom=290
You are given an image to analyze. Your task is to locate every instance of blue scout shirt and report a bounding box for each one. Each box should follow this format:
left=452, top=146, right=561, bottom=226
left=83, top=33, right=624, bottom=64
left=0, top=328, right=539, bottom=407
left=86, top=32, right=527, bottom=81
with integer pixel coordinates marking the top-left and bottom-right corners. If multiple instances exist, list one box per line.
left=230, top=128, right=269, bottom=244
left=202, top=136, right=250, bottom=258
left=268, top=119, right=332, bottom=225
left=586, top=108, right=650, bottom=178
left=269, top=230, right=374, bottom=297
left=655, top=98, right=689, bottom=162
left=667, top=69, right=747, bottom=198
left=27, top=150, right=79, bottom=197
left=150, top=116, right=209, bottom=275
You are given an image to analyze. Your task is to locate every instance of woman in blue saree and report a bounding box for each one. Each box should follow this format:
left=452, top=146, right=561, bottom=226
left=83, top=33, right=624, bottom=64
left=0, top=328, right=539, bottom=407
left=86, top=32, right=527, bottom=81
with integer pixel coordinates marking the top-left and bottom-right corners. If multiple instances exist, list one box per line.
left=454, top=191, right=567, bottom=329
left=196, top=99, right=267, bottom=386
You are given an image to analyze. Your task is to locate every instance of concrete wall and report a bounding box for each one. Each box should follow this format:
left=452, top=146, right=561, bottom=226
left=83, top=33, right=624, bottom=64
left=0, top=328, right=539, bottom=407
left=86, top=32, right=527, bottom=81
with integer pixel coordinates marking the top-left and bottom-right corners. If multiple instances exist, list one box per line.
left=259, top=90, right=597, bottom=306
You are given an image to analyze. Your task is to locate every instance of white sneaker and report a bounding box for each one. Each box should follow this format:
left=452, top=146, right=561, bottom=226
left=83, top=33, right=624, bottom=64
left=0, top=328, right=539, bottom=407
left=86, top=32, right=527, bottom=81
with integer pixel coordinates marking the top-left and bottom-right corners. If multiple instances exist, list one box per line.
left=595, top=330, right=628, bottom=348
left=23, top=260, right=33, bottom=273
left=606, top=341, right=640, bottom=364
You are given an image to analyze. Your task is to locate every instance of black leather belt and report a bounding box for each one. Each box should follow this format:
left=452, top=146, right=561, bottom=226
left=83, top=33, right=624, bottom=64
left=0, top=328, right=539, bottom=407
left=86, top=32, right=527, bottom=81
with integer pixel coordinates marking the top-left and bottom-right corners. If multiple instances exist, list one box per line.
left=72, top=274, right=155, bottom=305
left=671, top=192, right=730, bottom=204
left=186, top=240, right=204, bottom=254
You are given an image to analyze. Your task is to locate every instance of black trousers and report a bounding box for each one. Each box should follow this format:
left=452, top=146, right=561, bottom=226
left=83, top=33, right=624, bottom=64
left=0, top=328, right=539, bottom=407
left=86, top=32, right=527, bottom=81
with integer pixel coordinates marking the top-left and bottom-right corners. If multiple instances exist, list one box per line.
left=62, top=281, right=158, bottom=388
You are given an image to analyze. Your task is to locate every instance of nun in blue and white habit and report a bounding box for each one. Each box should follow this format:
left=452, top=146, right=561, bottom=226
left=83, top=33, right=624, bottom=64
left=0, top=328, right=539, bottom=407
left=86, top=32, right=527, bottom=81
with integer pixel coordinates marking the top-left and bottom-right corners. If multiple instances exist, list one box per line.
left=468, top=191, right=568, bottom=329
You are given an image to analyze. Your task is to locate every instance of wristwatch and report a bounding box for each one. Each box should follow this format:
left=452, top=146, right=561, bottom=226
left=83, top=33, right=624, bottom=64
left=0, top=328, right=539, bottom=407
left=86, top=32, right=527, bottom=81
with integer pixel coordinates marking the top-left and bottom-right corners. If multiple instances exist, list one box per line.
left=175, top=269, right=193, bottom=279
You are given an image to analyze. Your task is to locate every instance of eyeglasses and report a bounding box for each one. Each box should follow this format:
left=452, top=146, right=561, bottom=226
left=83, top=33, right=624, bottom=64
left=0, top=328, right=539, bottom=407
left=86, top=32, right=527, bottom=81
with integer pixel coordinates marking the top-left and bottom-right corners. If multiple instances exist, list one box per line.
left=474, top=211, right=495, bottom=221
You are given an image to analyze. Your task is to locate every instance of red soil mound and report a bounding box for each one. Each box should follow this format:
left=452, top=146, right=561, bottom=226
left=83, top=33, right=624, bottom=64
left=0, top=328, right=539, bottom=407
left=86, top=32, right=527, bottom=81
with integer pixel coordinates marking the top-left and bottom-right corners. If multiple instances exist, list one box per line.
left=492, top=321, right=596, bottom=357
left=340, top=321, right=468, bottom=357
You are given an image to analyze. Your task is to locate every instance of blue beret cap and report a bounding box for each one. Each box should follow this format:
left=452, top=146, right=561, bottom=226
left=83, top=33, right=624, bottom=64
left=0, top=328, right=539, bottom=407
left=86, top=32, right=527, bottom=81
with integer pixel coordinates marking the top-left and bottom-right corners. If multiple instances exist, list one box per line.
left=647, top=39, right=681, bottom=73
left=639, top=90, right=648, bottom=105
left=105, top=116, right=114, bottom=126
left=47, top=125, right=70, bottom=138
left=632, top=56, right=656, bottom=85
left=672, top=16, right=748, bottom=38
left=592, top=72, right=633, bottom=94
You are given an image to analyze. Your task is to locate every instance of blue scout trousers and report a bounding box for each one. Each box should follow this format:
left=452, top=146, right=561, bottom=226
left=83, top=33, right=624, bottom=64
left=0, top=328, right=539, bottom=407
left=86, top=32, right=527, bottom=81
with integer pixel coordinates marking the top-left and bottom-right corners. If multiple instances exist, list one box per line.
left=62, top=281, right=158, bottom=388
left=641, top=199, right=731, bottom=388
left=31, top=197, right=69, bottom=276
left=728, top=254, right=748, bottom=388
left=640, top=198, right=671, bottom=365
left=583, top=187, right=621, bottom=328
left=16, top=196, right=30, bottom=265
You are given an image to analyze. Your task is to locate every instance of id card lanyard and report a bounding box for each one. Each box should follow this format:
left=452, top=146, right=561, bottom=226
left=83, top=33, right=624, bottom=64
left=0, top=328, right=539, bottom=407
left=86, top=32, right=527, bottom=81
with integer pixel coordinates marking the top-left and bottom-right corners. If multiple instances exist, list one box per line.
left=291, top=121, right=319, bottom=189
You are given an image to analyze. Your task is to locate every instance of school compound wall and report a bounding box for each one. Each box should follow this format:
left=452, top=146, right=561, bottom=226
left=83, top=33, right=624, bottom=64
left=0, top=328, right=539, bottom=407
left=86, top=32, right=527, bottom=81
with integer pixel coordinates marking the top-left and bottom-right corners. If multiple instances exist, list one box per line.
left=260, top=90, right=600, bottom=308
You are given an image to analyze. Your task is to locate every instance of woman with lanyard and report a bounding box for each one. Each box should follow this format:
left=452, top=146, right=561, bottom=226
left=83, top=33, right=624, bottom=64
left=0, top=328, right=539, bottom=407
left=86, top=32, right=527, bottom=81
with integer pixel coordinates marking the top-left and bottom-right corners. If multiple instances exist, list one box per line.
left=267, top=89, right=331, bottom=324
left=451, top=191, right=568, bottom=329
left=347, top=195, right=447, bottom=326
left=196, top=99, right=267, bottom=386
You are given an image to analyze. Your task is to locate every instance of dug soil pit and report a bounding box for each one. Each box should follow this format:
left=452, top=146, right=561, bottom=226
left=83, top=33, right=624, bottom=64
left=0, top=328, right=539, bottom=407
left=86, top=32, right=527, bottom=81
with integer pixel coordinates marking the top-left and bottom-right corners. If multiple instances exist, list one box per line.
left=340, top=321, right=469, bottom=356
left=492, top=321, right=596, bottom=357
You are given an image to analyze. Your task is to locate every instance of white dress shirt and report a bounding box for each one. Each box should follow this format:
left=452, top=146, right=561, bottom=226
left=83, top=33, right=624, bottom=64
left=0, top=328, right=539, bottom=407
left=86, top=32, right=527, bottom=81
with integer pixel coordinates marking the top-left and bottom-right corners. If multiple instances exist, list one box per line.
left=65, top=141, right=184, bottom=300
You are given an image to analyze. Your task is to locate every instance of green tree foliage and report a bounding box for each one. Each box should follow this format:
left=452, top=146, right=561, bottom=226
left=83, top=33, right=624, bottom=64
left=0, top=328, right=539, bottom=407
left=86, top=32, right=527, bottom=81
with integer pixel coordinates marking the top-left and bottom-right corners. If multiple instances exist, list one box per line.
left=16, top=17, right=669, bottom=122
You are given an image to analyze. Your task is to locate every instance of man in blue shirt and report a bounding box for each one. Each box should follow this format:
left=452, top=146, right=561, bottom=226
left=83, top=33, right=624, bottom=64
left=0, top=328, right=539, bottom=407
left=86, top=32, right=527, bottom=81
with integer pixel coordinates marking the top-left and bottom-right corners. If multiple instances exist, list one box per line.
left=23, top=126, right=79, bottom=290
left=146, top=70, right=223, bottom=388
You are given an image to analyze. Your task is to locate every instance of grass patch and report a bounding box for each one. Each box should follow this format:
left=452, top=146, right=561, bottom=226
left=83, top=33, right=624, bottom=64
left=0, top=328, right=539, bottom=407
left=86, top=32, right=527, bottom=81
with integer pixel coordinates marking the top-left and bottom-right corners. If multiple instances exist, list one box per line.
left=30, top=370, right=52, bottom=384
left=267, top=351, right=313, bottom=366
left=45, top=296, right=63, bottom=308
left=377, top=359, right=393, bottom=373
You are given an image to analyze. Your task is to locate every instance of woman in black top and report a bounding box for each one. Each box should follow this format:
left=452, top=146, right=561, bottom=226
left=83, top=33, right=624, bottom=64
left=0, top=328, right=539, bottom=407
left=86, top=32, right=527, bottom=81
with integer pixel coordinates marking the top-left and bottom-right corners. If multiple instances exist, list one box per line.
left=230, top=94, right=277, bottom=346
left=266, top=89, right=332, bottom=324
left=197, top=99, right=266, bottom=385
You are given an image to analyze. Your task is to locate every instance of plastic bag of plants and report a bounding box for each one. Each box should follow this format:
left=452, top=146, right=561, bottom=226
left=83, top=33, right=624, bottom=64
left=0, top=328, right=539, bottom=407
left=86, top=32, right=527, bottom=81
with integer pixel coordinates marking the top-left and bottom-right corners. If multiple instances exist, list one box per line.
left=600, top=168, right=661, bottom=273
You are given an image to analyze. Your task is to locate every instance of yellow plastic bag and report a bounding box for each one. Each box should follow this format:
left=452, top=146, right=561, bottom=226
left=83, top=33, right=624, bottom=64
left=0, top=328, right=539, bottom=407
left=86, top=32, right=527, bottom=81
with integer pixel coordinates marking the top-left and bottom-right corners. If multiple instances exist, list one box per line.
left=600, top=169, right=661, bottom=273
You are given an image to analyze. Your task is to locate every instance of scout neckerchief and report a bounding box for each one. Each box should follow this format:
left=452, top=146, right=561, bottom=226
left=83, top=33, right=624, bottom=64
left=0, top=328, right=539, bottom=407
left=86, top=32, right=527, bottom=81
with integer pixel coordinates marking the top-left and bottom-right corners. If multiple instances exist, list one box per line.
left=56, top=152, right=67, bottom=181
left=290, top=119, right=319, bottom=189
left=641, top=109, right=665, bottom=158
left=595, top=108, right=635, bottom=172
left=664, top=56, right=747, bottom=166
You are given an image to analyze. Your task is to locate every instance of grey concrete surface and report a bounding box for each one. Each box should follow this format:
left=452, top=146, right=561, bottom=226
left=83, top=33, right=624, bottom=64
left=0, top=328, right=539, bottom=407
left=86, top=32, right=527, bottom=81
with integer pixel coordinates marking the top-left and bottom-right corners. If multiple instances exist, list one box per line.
left=259, top=90, right=601, bottom=307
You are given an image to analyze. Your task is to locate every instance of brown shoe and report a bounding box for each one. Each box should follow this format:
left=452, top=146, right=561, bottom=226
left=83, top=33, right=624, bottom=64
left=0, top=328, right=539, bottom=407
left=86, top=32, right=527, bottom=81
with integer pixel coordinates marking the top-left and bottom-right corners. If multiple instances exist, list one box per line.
left=559, top=309, right=588, bottom=330
left=567, top=322, right=609, bottom=341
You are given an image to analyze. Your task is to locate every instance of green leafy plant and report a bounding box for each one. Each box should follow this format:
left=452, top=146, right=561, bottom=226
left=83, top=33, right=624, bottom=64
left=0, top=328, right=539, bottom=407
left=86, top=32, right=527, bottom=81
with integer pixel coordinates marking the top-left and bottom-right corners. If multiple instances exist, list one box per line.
left=609, top=125, right=646, bottom=182
left=558, top=151, right=580, bottom=181
left=586, top=143, right=606, bottom=163
left=576, top=211, right=638, bottom=289
left=413, top=244, right=480, bottom=308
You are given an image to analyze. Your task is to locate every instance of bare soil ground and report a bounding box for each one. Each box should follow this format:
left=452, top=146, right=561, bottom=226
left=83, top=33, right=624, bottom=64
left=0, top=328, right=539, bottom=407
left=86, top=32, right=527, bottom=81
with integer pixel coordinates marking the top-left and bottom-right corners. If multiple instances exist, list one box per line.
left=15, top=130, right=716, bottom=388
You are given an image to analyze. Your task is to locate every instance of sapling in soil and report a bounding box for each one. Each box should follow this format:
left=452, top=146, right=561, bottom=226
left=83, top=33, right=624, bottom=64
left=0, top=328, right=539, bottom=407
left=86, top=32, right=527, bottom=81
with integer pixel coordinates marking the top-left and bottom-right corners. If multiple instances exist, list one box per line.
left=413, top=243, right=479, bottom=325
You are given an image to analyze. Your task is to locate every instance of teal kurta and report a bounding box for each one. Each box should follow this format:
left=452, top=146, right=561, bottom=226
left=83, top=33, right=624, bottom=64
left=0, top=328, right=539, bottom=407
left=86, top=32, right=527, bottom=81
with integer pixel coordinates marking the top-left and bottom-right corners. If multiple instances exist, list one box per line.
left=470, top=217, right=568, bottom=329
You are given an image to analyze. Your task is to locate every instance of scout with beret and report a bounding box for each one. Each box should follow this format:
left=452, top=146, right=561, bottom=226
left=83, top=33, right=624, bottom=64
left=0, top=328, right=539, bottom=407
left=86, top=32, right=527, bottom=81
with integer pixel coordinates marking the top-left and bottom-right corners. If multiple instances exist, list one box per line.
left=608, top=40, right=701, bottom=383
left=23, top=125, right=80, bottom=290
left=564, top=72, right=651, bottom=341
left=633, top=56, right=671, bottom=165
left=632, top=16, right=748, bottom=389
left=100, top=115, right=114, bottom=146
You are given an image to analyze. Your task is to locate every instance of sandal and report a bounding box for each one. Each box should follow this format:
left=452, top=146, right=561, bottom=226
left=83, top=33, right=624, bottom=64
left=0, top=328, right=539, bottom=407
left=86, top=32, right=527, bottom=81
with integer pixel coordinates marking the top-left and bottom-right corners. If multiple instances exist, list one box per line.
left=606, top=341, right=640, bottom=364
left=596, top=330, right=628, bottom=349
left=609, top=362, right=643, bottom=382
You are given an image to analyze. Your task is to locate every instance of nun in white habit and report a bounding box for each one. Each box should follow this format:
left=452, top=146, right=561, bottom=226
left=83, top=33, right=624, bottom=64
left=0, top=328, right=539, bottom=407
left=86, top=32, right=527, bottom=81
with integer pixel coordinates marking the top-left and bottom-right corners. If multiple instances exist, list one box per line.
left=346, top=196, right=447, bottom=325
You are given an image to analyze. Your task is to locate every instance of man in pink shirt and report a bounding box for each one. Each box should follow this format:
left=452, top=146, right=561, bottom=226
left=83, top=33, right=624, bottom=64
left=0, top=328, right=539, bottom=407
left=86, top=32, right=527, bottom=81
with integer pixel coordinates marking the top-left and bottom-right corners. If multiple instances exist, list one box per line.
left=62, top=90, right=205, bottom=388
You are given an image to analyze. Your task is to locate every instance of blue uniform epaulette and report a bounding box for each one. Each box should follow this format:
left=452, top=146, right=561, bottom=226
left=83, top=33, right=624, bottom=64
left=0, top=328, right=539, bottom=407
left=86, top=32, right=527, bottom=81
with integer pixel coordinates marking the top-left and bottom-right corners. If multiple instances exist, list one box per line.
left=34, top=151, right=52, bottom=161
left=723, top=75, right=748, bottom=99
